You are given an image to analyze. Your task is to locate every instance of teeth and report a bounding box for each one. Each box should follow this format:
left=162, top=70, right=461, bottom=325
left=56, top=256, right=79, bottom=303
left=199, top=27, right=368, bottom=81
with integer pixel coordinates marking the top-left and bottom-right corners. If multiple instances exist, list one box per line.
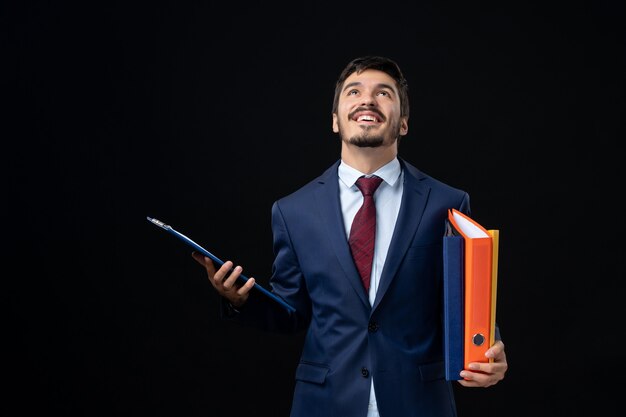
left=357, top=115, right=376, bottom=122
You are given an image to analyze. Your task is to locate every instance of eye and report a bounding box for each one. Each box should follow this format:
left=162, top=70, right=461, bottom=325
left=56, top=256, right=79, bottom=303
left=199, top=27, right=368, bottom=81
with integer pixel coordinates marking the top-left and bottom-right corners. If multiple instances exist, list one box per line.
left=377, top=90, right=390, bottom=97
left=347, top=89, right=359, bottom=96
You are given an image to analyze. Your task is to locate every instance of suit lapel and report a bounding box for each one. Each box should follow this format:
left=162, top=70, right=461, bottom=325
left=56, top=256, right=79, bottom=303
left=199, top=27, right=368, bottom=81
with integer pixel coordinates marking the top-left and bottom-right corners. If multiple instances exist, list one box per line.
left=372, top=159, right=430, bottom=311
left=314, top=161, right=371, bottom=308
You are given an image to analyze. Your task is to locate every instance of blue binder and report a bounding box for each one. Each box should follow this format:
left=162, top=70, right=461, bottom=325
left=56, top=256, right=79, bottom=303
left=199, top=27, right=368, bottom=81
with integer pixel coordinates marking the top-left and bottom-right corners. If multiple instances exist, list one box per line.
left=443, top=222, right=464, bottom=380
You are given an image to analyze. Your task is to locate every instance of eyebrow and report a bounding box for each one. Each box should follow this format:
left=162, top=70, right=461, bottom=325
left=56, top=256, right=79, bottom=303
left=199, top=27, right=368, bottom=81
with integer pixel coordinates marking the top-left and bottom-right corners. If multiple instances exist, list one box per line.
left=342, top=82, right=396, bottom=93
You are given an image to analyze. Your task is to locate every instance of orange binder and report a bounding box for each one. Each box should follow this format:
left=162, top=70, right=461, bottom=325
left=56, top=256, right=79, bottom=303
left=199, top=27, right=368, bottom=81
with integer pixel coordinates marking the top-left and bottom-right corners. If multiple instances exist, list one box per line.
left=447, top=209, right=493, bottom=368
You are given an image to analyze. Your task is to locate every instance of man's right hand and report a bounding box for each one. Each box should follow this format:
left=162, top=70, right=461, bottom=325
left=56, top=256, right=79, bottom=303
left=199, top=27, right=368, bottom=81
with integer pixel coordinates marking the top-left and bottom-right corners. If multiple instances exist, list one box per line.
left=192, top=252, right=255, bottom=308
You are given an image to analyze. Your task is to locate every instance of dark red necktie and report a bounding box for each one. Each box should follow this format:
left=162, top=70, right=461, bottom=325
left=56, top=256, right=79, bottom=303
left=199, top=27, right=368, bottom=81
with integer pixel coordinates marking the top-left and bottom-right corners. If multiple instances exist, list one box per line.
left=349, top=175, right=383, bottom=292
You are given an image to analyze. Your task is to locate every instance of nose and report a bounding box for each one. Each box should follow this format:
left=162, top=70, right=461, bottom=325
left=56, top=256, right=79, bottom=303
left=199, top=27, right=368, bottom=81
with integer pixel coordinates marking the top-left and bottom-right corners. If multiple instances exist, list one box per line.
left=360, top=90, right=378, bottom=106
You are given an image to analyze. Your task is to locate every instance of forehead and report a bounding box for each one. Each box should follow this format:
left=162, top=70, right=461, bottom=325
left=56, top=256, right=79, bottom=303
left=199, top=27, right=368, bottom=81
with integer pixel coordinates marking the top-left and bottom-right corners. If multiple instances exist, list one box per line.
left=342, top=69, right=398, bottom=91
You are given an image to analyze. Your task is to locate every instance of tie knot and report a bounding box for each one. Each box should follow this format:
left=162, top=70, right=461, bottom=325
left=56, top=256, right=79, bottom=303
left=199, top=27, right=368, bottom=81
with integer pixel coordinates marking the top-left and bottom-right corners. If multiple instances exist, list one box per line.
left=355, top=175, right=383, bottom=196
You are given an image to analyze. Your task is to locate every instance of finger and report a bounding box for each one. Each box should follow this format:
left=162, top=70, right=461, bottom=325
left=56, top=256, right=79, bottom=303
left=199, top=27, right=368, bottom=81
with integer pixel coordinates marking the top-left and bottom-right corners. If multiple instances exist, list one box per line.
left=191, top=252, right=216, bottom=272
left=223, top=265, right=243, bottom=290
left=457, top=376, right=478, bottom=387
left=236, top=277, right=256, bottom=296
left=458, top=370, right=496, bottom=388
left=213, top=261, right=234, bottom=285
left=458, top=370, right=482, bottom=386
left=191, top=251, right=207, bottom=265
left=465, top=363, right=488, bottom=376
left=486, top=340, right=505, bottom=358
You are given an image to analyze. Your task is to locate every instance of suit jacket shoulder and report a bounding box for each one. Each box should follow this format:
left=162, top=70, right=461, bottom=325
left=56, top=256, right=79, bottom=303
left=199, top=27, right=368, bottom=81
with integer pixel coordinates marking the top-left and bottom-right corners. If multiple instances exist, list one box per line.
left=273, top=160, right=341, bottom=208
left=399, top=158, right=466, bottom=196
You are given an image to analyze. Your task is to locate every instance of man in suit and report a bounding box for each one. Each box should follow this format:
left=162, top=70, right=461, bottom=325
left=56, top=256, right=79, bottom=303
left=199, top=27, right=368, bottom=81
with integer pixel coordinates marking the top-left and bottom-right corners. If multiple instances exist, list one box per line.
left=193, top=55, right=507, bottom=417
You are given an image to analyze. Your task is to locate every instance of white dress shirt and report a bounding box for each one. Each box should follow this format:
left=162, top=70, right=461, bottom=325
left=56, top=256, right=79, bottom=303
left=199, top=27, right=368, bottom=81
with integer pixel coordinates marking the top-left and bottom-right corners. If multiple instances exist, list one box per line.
left=337, top=158, right=404, bottom=416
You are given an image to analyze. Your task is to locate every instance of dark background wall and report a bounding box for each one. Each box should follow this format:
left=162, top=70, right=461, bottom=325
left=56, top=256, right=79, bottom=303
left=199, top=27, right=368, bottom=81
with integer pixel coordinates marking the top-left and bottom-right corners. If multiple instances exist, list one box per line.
left=5, top=1, right=625, bottom=416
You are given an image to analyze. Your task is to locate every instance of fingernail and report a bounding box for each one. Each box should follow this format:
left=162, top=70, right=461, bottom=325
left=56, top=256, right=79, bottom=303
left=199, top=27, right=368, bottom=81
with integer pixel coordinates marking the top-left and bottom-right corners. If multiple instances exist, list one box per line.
left=468, top=363, right=479, bottom=370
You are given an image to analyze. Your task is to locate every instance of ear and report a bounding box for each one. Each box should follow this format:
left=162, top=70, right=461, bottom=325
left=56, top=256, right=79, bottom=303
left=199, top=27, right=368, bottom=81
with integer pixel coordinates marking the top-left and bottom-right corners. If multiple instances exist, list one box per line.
left=332, top=113, right=339, bottom=133
left=399, top=117, right=408, bottom=136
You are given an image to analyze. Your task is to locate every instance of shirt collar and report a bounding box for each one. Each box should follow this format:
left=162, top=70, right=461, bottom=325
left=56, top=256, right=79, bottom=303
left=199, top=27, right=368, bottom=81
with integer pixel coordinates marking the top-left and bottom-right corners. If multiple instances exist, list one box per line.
left=338, top=157, right=402, bottom=189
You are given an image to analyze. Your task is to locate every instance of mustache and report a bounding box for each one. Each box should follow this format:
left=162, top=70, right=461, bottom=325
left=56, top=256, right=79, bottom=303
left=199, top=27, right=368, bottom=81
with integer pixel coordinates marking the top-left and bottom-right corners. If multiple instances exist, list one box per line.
left=348, top=107, right=386, bottom=122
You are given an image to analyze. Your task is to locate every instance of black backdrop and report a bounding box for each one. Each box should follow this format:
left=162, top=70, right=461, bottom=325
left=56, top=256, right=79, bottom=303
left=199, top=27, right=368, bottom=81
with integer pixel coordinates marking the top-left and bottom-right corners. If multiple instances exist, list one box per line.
left=5, top=1, right=625, bottom=416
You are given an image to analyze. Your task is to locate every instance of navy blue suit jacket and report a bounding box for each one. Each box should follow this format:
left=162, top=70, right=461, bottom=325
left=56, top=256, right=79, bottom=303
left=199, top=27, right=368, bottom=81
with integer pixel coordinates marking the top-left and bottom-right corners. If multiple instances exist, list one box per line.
left=229, top=158, right=471, bottom=417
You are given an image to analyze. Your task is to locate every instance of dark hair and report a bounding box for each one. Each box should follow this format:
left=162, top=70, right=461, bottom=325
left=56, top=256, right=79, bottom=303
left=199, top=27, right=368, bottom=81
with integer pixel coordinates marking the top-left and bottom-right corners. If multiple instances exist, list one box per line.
left=332, top=56, right=409, bottom=119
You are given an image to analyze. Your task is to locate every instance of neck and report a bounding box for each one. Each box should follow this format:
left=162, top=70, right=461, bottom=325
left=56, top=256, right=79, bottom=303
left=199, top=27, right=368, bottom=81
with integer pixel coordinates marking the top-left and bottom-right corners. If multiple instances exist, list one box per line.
left=340, top=142, right=398, bottom=174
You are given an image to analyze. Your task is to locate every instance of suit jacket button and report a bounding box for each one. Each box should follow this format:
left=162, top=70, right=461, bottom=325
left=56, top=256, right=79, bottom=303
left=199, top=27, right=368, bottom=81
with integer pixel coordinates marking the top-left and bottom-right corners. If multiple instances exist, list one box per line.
left=368, top=321, right=378, bottom=332
left=361, top=367, right=369, bottom=378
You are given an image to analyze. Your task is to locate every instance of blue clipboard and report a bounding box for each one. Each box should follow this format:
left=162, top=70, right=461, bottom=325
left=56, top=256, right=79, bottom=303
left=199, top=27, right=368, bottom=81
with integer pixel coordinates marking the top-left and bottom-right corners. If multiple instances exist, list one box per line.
left=147, top=216, right=295, bottom=313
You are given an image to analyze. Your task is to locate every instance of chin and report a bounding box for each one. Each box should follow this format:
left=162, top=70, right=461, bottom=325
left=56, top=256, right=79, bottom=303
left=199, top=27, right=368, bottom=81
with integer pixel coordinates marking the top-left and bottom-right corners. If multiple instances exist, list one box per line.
left=349, top=137, right=384, bottom=148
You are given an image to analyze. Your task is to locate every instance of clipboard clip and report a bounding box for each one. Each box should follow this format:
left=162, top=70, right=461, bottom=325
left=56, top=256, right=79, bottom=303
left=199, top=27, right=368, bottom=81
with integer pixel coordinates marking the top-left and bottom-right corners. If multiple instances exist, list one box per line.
left=147, top=216, right=171, bottom=230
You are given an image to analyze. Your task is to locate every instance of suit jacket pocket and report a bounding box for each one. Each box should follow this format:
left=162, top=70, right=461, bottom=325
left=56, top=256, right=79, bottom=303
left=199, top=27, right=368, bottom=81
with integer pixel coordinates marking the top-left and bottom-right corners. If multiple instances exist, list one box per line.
left=419, top=360, right=446, bottom=382
left=404, top=241, right=441, bottom=260
left=295, top=362, right=330, bottom=385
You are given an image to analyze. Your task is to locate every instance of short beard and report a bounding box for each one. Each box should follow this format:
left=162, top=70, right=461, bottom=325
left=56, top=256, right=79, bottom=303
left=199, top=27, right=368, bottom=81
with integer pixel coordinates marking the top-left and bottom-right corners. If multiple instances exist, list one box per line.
left=340, top=120, right=401, bottom=148
left=347, top=128, right=385, bottom=148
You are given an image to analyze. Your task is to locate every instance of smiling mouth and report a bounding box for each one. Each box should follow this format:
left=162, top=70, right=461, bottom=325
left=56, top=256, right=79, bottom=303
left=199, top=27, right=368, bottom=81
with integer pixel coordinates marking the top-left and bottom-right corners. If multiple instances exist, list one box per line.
left=351, top=111, right=385, bottom=124
left=356, top=114, right=378, bottom=122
